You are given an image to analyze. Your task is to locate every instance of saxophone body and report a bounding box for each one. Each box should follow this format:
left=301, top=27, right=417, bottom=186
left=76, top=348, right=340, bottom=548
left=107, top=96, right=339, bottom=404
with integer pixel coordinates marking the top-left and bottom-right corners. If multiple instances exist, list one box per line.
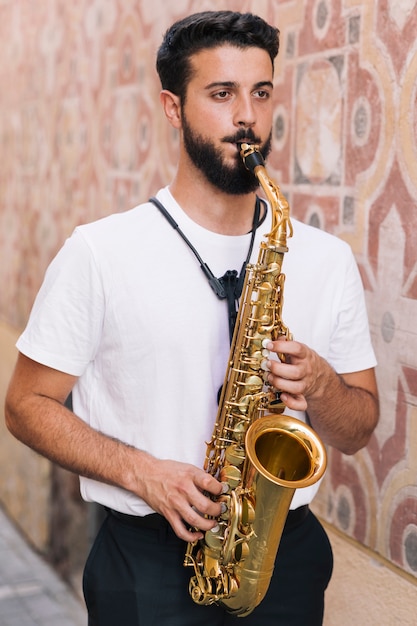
left=184, top=144, right=327, bottom=617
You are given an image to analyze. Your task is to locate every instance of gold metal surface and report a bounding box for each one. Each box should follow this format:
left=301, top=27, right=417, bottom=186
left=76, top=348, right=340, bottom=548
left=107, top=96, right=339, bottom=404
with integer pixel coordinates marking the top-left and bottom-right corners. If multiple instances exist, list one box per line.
left=184, top=144, right=327, bottom=617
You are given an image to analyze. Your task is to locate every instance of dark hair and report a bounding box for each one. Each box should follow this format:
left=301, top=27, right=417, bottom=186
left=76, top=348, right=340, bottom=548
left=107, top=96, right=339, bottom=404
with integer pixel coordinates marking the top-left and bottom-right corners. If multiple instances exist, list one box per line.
left=156, top=11, right=280, bottom=101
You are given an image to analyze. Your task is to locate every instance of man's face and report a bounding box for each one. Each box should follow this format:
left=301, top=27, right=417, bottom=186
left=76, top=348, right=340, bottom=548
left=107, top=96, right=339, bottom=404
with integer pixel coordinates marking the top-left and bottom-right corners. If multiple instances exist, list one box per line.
left=180, top=45, right=274, bottom=194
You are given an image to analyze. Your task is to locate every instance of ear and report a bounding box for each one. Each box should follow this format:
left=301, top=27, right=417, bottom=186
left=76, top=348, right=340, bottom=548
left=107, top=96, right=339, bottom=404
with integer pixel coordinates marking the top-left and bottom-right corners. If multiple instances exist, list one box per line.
left=160, top=90, right=182, bottom=129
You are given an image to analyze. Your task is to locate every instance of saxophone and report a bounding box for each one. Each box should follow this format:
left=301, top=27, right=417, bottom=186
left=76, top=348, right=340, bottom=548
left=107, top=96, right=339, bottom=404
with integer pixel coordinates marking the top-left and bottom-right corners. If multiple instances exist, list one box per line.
left=184, top=144, right=327, bottom=617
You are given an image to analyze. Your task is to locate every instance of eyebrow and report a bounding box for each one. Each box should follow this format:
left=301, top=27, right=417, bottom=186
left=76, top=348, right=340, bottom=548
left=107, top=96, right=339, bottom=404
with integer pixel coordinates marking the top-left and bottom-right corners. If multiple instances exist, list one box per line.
left=205, top=80, right=274, bottom=91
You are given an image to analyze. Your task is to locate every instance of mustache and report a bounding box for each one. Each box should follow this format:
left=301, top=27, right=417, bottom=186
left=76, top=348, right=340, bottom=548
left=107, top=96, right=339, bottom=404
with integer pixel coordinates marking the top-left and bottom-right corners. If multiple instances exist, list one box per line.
left=222, top=128, right=261, bottom=145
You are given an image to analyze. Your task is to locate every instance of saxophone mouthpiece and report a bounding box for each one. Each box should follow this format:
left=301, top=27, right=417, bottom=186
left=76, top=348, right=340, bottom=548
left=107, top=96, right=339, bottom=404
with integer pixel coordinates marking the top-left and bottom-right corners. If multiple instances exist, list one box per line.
left=238, top=142, right=257, bottom=154
left=239, top=143, right=265, bottom=174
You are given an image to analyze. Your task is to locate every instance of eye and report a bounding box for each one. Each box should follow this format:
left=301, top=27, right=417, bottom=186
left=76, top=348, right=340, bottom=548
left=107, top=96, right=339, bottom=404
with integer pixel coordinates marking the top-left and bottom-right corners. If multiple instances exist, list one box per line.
left=254, top=89, right=271, bottom=100
left=214, top=90, right=231, bottom=100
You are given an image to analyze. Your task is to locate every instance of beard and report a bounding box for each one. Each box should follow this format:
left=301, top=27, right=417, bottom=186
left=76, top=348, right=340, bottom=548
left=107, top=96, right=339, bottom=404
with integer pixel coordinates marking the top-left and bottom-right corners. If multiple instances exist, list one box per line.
left=182, top=115, right=272, bottom=195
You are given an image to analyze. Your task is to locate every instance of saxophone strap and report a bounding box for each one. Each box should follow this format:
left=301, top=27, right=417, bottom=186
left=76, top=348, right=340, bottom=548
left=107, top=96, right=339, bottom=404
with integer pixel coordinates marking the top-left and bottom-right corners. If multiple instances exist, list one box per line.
left=149, top=196, right=264, bottom=343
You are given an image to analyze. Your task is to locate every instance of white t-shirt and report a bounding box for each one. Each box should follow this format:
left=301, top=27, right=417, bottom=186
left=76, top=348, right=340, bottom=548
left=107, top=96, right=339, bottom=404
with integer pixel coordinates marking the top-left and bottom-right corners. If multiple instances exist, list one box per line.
left=17, top=186, right=376, bottom=514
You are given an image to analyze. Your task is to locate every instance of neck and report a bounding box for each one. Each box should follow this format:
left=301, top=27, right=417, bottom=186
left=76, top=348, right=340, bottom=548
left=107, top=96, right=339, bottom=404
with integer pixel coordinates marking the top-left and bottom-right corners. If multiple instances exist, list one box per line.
left=169, top=172, right=258, bottom=235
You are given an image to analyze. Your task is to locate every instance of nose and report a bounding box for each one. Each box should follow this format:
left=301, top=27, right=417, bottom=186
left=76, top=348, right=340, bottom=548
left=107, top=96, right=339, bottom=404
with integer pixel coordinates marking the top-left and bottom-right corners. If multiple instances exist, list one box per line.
left=233, top=93, right=256, bottom=128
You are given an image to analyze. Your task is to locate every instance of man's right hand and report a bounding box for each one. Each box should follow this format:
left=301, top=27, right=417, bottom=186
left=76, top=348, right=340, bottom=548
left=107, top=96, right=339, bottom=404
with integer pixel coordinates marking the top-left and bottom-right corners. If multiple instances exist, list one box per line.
left=134, top=456, right=224, bottom=541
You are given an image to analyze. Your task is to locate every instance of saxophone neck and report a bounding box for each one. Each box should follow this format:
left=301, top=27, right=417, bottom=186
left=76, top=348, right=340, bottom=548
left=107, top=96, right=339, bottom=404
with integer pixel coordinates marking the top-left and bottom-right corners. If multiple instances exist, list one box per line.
left=240, top=143, right=293, bottom=245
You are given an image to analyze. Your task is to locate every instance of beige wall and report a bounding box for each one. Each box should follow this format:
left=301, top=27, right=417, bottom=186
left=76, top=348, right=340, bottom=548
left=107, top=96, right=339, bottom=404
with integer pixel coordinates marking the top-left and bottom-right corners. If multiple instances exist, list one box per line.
left=0, top=322, right=90, bottom=586
left=321, top=522, right=417, bottom=625
left=0, top=321, right=51, bottom=549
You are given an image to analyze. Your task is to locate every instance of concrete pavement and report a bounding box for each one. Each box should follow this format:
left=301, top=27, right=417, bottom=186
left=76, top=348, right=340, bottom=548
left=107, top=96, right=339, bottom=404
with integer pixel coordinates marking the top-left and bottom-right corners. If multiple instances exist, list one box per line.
left=0, top=505, right=87, bottom=626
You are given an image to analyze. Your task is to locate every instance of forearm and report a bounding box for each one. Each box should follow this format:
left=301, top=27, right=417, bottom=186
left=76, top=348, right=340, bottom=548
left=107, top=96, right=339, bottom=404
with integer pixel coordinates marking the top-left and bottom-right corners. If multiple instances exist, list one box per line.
left=6, top=391, right=225, bottom=540
left=5, top=393, right=147, bottom=495
left=5, top=353, right=223, bottom=541
left=305, top=358, right=379, bottom=455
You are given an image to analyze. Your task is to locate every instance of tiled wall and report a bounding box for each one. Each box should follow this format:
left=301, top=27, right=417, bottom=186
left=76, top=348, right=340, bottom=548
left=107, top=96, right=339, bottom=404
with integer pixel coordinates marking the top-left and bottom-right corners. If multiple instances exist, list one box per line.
left=0, top=0, right=416, bottom=580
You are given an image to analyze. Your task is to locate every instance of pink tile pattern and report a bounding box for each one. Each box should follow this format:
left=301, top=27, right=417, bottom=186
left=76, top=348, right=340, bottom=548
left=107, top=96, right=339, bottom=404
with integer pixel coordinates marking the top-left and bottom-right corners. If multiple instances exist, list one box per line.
left=0, top=0, right=416, bottom=577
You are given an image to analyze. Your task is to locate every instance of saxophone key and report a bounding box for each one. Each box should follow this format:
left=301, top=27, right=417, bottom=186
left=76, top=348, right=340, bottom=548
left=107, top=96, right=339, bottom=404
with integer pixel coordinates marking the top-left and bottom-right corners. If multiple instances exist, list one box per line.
left=219, top=465, right=241, bottom=488
left=219, top=499, right=229, bottom=520
left=204, top=524, right=224, bottom=551
left=225, top=443, right=245, bottom=466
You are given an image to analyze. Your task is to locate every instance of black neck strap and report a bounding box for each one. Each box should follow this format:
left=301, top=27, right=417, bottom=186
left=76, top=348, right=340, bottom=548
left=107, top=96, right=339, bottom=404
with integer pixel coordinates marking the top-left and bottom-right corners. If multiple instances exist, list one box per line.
left=148, top=196, right=263, bottom=342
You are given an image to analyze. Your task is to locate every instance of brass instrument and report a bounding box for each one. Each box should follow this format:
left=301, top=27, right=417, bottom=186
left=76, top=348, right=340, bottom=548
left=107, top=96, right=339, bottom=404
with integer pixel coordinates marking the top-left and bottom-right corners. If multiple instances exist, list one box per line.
left=184, top=144, right=327, bottom=617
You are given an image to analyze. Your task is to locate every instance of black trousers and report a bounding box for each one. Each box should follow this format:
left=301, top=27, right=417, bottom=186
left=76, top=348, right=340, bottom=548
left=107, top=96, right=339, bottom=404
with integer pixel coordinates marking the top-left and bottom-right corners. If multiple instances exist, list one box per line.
left=83, top=508, right=333, bottom=626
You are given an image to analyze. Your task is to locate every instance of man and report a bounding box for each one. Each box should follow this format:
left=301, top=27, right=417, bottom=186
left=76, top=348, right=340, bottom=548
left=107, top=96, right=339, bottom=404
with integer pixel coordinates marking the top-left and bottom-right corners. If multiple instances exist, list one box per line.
left=5, top=11, right=379, bottom=626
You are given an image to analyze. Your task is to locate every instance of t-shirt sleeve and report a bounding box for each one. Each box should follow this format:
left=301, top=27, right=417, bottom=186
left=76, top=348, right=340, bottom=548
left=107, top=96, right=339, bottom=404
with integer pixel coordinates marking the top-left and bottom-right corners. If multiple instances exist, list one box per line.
left=327, top=248, right=377, bottom=374
left=17, top=229, right=105, bottom=376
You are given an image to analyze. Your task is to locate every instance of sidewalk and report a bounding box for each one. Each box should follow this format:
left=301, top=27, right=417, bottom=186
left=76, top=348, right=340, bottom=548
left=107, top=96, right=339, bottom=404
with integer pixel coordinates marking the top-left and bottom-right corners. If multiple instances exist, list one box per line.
left=0, top=506, right=87, bottom=626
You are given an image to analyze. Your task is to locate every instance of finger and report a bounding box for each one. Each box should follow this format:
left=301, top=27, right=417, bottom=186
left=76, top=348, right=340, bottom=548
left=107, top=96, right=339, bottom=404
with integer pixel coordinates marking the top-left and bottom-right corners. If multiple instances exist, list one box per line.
left=190, top=489, right=223, bottom=520
left=279, top=392, right=308, bottom=411
left=170, top=501, right=220, bottom=540
left=195, top=471, right=224, bottom=496
left=168, top=513, right=204, bottom=542
left=267, top=359, right=303, bottom=383
left=267, top=339, right=304, bottom=359
left=181, top=473, right=223, bottom=519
